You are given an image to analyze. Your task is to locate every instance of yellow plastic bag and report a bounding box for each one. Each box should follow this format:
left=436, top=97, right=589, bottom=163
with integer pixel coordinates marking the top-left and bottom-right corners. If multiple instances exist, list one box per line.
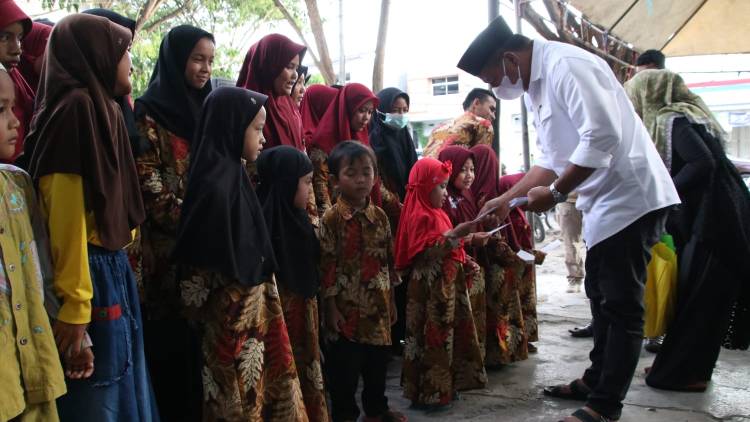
left=643, top=240, right=678, bottom=338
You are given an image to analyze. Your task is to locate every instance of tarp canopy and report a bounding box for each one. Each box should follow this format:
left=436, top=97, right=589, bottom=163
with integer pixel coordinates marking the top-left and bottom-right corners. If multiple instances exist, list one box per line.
left=568, top=0, right=750, bottom=57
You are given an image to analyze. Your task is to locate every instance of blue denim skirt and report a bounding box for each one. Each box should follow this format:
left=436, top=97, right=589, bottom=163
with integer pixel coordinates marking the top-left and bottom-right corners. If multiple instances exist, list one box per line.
left=57, top=245, right=160, bottom=422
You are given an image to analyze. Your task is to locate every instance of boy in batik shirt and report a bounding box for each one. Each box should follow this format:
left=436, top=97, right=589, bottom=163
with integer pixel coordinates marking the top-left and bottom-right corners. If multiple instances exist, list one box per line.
left=319, top=141, right=406, bottom=422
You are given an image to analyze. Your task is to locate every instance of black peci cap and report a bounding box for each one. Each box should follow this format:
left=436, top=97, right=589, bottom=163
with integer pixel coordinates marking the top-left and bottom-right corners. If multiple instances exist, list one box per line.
left=457, top=16, right=515, bottom=76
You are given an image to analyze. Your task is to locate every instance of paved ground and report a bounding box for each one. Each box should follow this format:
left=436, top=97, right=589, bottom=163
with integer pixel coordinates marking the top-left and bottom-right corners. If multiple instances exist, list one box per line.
left=378, top=226, right=750, bottom=422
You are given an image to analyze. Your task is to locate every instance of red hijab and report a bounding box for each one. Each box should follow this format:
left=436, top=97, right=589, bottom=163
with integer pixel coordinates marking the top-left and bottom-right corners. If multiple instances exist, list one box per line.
left=236, top=34, right=306, bottom=150
left=395, top=158, right=465, bottom=270
left=300, top=84, right=338, bottom=145
left=19, top=22, right=52, bottom=93
left=438, top=146, right=478, bottom=225
left=310, top=82, right=378, bottom=154
left=0, top=0, right=33, bottom=162
left=499, top=173, right=533, bottom=251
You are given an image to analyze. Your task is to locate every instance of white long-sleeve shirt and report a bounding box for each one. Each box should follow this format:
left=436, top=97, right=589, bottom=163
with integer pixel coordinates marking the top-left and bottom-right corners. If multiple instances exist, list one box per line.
left=524, top=39, right=679, bottom=248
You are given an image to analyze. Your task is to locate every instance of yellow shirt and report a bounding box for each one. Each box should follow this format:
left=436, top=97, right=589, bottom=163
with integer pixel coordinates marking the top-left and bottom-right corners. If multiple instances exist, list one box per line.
left=38, top=173, right=134, bottom=325
left=0, top=165, right=66, bottom=419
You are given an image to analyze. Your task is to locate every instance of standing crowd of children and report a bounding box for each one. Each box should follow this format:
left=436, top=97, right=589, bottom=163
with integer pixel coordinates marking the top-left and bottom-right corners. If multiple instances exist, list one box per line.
left=0, top=2, right=543, bottom=421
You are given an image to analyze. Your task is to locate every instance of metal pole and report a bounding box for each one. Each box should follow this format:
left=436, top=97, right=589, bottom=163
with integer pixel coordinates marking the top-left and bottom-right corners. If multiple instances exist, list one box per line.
left=489, top=0, right=501, bottom=157
left=515, top=0, right=531, bottom=173
left=338, top=0, right=346, bottom=84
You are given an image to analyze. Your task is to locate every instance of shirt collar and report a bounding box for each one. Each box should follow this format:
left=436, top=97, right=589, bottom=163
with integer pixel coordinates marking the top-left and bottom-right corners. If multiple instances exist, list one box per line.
left=529, top=38, right=546, bottom=84
left=337, top=196, right=378, bottom=224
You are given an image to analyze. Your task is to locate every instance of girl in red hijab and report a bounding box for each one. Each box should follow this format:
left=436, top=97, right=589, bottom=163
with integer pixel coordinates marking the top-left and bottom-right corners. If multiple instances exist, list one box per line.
left=470, top=145, right=531, bottom=366
left=0, top=0, right=34, bottom=163
left=437, top=146, right=490, bottom=386
left=237, top=33, right=306, bottom=150
left=300, top=83, right=338, bottom=145
left=395, top=158, right=487, bottom=411
left=308, top=82, right=380, bottom=216
left=19, top=21, right=52, bottom=93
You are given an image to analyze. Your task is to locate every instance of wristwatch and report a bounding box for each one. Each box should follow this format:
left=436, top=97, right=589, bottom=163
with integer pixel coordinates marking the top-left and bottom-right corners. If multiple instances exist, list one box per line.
left=549, top=182, right=568, bottom=203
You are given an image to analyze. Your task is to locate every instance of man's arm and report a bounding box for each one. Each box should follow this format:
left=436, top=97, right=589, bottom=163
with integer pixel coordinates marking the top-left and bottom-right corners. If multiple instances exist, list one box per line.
left=479, top=165, right=557, bottom=220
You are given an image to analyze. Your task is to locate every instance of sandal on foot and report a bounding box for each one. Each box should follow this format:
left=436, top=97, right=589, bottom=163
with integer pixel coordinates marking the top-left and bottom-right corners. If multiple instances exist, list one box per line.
left=379, top=410, right=408, bottom=422
left=559, top=408, right=613, bottom=422
left=424, top=403, right=453, bottom=413
left=543, top=379, right=590, bottom=401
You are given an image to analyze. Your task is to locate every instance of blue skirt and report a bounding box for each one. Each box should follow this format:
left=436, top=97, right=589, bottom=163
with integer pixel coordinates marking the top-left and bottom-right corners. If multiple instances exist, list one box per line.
left=57, top=245, right=160, bottom=422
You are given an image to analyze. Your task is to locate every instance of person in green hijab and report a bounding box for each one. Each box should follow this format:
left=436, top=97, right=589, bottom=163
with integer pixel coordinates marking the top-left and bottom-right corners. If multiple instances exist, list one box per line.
left=625, top=69, right=750, bottom=392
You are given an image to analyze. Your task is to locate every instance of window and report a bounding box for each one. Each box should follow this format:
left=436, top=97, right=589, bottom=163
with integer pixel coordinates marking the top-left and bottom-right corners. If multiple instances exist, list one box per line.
left=431, top=75, right=459, bottom=96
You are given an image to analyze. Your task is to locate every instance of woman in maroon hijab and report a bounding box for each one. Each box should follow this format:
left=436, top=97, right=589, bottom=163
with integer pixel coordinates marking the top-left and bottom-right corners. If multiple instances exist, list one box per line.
left=19, top=21, right=52, bottom=93
left=308, top=82, right=379, bottom=216
left=237, top=33, right=306, bottom=150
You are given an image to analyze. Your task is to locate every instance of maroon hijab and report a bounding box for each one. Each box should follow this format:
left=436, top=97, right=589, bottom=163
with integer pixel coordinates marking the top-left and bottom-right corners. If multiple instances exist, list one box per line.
left=25, top=14, right=145, bottom=251
left=0, top=0, right=33, bottom=162
left=237, top=34, right=306, bottom=150
left=19, top=21, right=52, bottom=93
left=438, top=146, right=478, bottom=225
left=310, top=82, right=378, bottom=154
left=300, top=84, right=338, bottom=145
left=499, top=173, right=533, bottom=251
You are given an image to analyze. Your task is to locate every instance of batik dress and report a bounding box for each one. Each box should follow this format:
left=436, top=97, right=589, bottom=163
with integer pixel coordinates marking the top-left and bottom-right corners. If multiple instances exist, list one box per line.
left=181, top=270, right=309, bottom=422
left=482, top=236, right=528, bottom=365
left=402, top=241, right=487, bottom=406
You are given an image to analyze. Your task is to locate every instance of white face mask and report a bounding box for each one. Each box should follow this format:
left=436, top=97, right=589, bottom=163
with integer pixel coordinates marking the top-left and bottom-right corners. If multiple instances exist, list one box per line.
left=492, top=57, right=524, bottom=100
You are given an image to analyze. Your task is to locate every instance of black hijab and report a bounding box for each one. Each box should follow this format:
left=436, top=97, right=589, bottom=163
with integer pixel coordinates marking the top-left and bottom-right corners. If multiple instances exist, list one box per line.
left=370, top=87, right=417, bottom=199
left=256, top=146, right=319, bottom=298
left=81, top=8, right=144, bottom=154
left=135, top=25, right=214, bottom=143
left=172, top=87, right=276, bottom=286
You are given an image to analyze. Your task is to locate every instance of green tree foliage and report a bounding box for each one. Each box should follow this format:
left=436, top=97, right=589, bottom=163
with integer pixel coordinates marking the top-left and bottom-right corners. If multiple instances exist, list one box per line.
left=42, top=0, right=289, bottom=96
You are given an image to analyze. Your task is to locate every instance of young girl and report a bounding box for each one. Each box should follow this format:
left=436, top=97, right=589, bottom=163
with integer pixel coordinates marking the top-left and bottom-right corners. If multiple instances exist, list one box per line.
left=0, top=0, right=34, bottom=162
left=437, top=146, right=488, bottom=389
left=256, top=145, right=328, bottom=422
left=309, top=83, right=389, bottom=217
left=300, top=84, right=338, bottom=146
left=133, top=25, right=214, bottom=420
left=173, top=87, right=307, bottom=421
left=292, top=65, right=309, bottom=107
left=23, top=14, right=158, bottom=421
left=1, top=62, right=66, bottom=422
left=395, top=158, right=486, bottom=412
left=18, top=21, right=52, bottom=93
left=237, top=33, right=307, bottom=150
left=470, top=145, right=529, bottom=366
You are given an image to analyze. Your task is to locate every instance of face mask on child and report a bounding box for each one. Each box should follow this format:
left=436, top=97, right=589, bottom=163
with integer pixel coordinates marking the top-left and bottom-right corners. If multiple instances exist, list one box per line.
left=379, top=110, right=410, bottom=130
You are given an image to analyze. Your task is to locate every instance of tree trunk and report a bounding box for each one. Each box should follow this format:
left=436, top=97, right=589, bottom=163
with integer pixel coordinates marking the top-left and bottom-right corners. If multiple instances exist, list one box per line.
left=303, top=0, right=336, bottom=85
left=372, top=0, right=390, bottom=93
left=134, top=0, right=167, bottom=32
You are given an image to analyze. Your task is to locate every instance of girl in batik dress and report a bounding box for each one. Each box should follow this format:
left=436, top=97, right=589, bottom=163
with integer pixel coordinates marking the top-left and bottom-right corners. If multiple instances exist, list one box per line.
left=395, top=158, right=486, bottom=412
left=174, top=87, right=307, bottom=422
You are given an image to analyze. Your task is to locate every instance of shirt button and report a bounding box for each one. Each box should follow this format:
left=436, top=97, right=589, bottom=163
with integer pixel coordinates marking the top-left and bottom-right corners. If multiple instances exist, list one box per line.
left=7, top=264, right=15, bottom=272
left=19, top=337, right=28, bottom=346
left=33, top=326, right=44, bottom=334
left=15, top=303, right=22, bottom=311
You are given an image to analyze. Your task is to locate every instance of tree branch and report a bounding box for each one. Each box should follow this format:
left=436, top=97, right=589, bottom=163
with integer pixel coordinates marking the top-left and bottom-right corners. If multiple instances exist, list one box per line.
left=135, top=0, right=167, bottom=32
left=303, top=0, right=336, bottom=84
left=140, top=2, right=189, bottom=33
left=272, top=0, right=332, bottom=83
left=372, top=0, right=390, bottom=92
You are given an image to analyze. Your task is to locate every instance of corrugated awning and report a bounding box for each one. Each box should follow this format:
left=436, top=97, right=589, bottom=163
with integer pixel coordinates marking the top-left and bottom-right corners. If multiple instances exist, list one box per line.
left=568, top=0, right=750, bottom=56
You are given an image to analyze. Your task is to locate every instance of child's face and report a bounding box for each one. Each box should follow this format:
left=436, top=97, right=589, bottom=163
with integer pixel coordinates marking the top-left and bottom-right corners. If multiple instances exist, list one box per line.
left=333, top=155, right=375, bottom=204
left=294, top=171, right=313, bottom=210
left=350, top=100, right=374, bottom=132
left=0, top=72, right=20, bottom=160
left=273, top=54, right=300, bottom=97
left=0, top=22, right=24, bottom=67
left=429, top=179, right=449, bottom=208
left=113, top=49, right=132, bottom=97
left=242, top=106, right=266, bottom=162
left=452, top=157, right=475, bottom=191
left=184, top=37, right=215, bottom=90
left=292, top=77, right=306, bottom=106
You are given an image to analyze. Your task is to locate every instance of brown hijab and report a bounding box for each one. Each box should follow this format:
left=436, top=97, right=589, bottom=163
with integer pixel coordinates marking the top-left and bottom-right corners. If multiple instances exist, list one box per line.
left=25, top=14, right=145, bottom=251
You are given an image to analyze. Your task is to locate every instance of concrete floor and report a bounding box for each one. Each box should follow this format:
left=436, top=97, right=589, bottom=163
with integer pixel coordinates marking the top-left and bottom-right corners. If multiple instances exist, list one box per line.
left=379, top=232, right=750, bottom=422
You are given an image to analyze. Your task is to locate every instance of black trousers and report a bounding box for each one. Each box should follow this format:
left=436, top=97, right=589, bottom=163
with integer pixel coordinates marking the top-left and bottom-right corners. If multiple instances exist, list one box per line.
left=327, top=338, right=390, bottom=422
left=581, top=208, right=668, bottom=420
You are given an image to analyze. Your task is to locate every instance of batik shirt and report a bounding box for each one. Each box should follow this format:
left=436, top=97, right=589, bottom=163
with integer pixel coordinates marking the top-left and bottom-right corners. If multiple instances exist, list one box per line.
left=319, top=197, right=398, bottom=346
left=423, top=111, right=493, bottom=159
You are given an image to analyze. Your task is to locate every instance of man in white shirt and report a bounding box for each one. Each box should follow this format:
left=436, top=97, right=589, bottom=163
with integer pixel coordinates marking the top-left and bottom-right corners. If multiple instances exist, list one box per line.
left=458, top=17, right=680, bottom=422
